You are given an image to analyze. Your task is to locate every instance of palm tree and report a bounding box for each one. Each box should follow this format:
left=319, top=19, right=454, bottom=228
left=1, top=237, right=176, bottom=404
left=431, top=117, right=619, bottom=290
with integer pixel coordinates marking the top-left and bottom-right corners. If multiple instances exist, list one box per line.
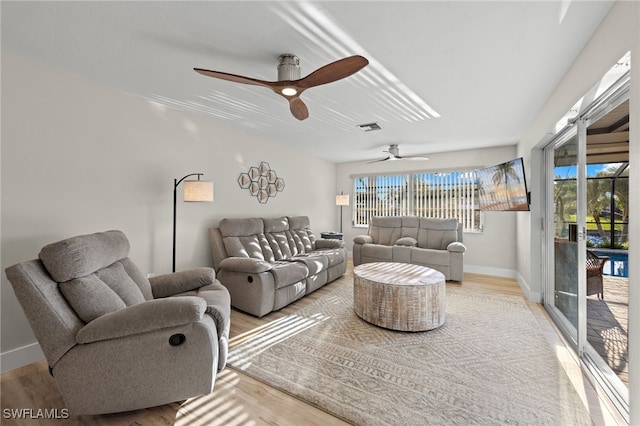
left=586, top=177, right=609, bottom=242
left=615, top=174, right=629, bottom=245
left=492, top=162, right=521, bottom=208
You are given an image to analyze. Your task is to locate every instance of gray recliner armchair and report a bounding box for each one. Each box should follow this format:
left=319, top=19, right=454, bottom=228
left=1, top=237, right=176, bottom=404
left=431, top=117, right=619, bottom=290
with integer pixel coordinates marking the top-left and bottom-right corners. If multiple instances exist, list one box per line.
left=5, top=230, right=231, bottom=415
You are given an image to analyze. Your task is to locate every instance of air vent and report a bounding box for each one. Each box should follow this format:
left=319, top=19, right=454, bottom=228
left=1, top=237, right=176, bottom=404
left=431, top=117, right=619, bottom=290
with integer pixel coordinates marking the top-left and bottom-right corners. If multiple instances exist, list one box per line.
left=357, top=122, right=382, bottom=132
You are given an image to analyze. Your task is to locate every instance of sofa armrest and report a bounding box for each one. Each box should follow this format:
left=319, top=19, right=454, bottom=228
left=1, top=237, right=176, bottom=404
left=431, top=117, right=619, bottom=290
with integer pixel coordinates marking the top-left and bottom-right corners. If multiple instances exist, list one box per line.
left=353, top=235, right=373, bottom=244
left=76, top=297, right=207, bottom=344
left=447, top=242, right=466, bottom=253
left=315, top=239, right=345, bottom=249
left=218, top=257, right=273, bottom=273
left=149, top=267, right=215, bottom=298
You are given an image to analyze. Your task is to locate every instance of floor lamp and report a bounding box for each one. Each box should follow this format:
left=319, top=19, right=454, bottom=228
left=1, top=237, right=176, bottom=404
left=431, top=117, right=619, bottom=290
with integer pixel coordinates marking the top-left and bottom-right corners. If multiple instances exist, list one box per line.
left=335, top=192, right=350, bottom=233
left=173, top=173, right=213, bottom=272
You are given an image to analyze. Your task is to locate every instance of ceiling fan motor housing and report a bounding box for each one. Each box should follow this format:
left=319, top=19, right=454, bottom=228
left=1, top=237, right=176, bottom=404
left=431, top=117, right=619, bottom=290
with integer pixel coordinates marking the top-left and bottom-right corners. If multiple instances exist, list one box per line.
left=278, top=54, right=301, bottom=81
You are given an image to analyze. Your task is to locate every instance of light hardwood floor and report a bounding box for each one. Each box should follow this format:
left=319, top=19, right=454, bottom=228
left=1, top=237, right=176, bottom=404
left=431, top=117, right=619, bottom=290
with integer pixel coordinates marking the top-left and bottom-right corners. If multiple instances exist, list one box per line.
left=0, top=263, right=622, bottom=425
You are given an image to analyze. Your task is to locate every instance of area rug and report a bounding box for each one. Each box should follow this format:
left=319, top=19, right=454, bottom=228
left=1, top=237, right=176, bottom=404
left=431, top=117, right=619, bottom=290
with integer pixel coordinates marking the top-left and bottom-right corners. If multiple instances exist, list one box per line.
left=228, top=282, right=592, bottom=425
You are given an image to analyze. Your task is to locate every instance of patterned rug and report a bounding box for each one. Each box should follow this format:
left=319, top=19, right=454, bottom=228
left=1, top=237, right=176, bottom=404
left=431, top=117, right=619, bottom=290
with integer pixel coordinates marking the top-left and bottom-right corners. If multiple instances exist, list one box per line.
left=228, top=282, right=592, bottom=425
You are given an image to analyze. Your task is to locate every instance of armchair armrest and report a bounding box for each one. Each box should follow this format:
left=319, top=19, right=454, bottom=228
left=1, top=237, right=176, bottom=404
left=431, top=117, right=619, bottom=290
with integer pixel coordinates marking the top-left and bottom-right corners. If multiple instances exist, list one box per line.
left=150, top=267, right=215, bottom=298
left=76, top=297, right=207, bottom=344
left=447, top=242, right=466, bottom=253
left=315, top=239, right=345, bottom=249
left=218, top=257, right=273, bottom=273
left=353, top=235, right=373, bottom=244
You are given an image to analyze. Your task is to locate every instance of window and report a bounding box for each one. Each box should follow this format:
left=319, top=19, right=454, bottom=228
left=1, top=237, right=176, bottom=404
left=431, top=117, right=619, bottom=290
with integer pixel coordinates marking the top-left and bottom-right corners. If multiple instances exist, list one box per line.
left=353, top=175, right=410, bottom=226
left=352, top=170, right=482, bottom=232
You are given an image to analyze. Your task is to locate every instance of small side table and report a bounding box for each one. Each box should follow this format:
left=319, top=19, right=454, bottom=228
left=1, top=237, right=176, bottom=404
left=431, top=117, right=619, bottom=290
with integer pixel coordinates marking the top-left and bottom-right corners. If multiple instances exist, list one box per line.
left=320, top=232, right=343, bottom=240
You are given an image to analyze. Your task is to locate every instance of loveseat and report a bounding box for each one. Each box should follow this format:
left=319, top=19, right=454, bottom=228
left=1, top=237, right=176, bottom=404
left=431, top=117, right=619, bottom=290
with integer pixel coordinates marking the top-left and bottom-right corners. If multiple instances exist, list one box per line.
left=208, top=216, right=347, bottom=317
left=353, top=216, right=466, bottom=281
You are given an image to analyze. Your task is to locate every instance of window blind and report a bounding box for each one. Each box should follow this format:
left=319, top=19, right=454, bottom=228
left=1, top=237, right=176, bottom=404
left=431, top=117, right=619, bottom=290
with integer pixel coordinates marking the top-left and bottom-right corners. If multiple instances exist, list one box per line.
left=352, top=170, right=481, bottom=232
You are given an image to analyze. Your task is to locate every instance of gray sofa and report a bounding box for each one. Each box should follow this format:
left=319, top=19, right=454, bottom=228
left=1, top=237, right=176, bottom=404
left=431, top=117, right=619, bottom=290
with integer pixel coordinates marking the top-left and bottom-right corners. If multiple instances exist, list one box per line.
left=5, top=230, right=230, bottom=415
left=209, top=216, right=347, bottom=317
left=353, top=216, right=466, bottom=281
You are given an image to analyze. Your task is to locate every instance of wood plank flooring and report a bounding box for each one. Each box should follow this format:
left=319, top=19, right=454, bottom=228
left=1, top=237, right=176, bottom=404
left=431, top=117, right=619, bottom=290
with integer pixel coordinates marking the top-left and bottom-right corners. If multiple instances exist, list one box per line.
left=0, top=263, right=615, bottom=425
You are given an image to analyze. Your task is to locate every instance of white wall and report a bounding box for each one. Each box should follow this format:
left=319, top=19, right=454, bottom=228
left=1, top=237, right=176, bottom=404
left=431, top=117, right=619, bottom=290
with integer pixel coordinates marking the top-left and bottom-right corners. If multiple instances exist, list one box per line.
left=336, top=145, right=521, bottom=278
left=516, top=1, right=639, bottom=422
left=0, top=52, right=336, bottom=371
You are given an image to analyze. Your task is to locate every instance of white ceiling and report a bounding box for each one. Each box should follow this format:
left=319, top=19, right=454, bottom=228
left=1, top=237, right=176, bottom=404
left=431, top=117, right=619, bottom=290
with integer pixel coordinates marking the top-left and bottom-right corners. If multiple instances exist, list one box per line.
left=1, top=1, right=614, bottom=163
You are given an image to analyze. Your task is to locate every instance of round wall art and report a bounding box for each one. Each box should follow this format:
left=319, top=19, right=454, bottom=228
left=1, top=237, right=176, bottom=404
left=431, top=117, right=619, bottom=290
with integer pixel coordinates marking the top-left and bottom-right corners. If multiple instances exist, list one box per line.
left=238, top=161, right=285, bottom=204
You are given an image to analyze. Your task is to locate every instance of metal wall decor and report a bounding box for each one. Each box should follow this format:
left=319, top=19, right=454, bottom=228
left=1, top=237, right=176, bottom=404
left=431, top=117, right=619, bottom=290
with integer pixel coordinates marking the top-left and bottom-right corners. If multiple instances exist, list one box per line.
left=238, top=161, right=285, bottom=203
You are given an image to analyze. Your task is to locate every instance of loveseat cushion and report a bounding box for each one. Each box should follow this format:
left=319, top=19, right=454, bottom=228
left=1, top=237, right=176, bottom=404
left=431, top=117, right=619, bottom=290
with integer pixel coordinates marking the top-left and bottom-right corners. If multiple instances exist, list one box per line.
left=39, top=230, right=130, bottom=283
left=411, top=248, right=451, bottom=266
left=417, top=218, right=459, bottom=249
left=369, top=216, right=403, bottom=245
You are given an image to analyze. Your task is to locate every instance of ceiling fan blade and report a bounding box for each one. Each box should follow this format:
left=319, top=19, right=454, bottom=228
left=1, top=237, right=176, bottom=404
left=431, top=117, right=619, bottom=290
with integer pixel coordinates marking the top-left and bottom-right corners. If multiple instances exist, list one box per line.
left=289, top=97, right=309, bottom=120
left=194, top=68, right=273, bottom=88
left=401, top=156, right=430, bottom=161
left=367, top=157, right=391, bottom=164
left=296, top=55, right=369, bottom=89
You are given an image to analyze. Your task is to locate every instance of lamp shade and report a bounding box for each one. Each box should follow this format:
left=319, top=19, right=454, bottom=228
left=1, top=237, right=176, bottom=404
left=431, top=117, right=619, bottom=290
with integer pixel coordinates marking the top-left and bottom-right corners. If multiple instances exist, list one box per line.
left=183, top=180, right=213, bottom=202
left=336, top=194, right=350, bottom=206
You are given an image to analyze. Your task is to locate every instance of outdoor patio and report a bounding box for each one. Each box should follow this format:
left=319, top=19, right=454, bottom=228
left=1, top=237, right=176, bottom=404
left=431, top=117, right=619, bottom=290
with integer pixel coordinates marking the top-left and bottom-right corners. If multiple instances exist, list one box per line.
left=587, top=275, right=628, bottom=385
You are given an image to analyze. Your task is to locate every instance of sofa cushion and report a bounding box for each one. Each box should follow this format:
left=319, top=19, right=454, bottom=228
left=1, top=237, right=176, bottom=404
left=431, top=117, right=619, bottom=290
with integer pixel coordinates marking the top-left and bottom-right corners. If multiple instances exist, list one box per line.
left=263, top=216, right=289, bottom=233
left=288, top=216, right=315, bottom=252
left=270, top=261, right=309, bottom=289
left=290, top=254, right=328, bottom=275
left=266, top=232, right=294, bottom=260
left=223, top=235, right=267, bottom=260
left=219, top=217, right=264, bottom=237
left=313, top=248, right=345, bottom=267
left=39, top=230, right=130, bottom=283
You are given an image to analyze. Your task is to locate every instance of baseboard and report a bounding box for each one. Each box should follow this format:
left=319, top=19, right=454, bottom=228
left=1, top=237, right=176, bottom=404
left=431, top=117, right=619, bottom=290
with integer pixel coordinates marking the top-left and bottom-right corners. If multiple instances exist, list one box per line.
left=516, top=272, right=542, bottom=303
left=465, top=264, right=517, bottom=279
left=1, top=342, right=44, bottom=373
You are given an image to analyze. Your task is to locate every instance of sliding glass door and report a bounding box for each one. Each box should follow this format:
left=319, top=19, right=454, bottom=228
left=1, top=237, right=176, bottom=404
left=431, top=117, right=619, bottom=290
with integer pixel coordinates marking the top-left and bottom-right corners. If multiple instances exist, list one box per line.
left=546, top=129, right=583, bottom=345
left=543, top=61, right=630, bottom=420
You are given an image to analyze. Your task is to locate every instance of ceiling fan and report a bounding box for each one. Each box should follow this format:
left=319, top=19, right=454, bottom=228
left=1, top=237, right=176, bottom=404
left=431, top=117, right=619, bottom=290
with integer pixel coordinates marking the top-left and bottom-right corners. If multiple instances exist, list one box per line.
left=369, top=144, right=430, bottom=163
left=194, top=54, right=369, bottom=121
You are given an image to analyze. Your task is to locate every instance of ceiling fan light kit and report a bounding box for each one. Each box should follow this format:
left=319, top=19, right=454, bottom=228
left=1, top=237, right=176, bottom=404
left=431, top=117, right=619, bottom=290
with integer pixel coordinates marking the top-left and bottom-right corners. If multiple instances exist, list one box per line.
left=278, top=54, right=300, bottom=96
left=195, top=54, right=369, bottom=120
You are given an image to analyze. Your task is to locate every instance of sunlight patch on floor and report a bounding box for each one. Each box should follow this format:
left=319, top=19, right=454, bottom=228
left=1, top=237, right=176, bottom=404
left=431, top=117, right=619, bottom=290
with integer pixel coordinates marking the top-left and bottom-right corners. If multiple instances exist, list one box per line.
left=228, top=313, right=329, bottom=369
